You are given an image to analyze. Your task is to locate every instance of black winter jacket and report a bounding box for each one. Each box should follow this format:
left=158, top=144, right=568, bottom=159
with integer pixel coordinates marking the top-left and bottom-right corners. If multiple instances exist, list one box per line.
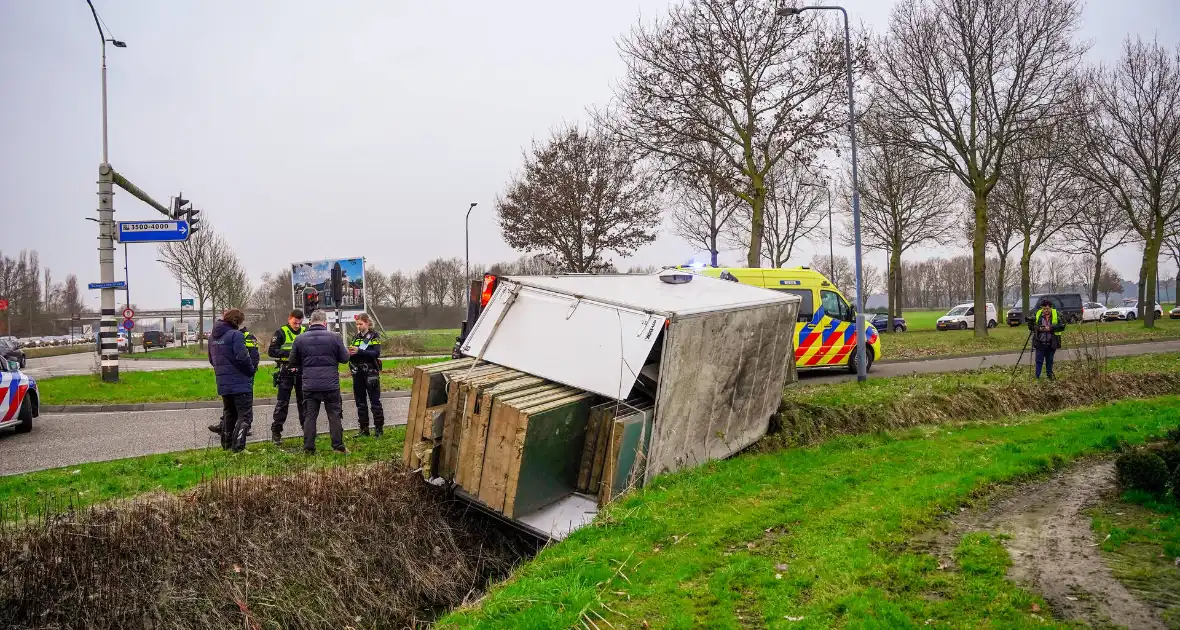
left=208, top=319, right=256, bottom=395
left=289, top=324, right=349, bottom=392
left=348, top=330, right=382, bottom=374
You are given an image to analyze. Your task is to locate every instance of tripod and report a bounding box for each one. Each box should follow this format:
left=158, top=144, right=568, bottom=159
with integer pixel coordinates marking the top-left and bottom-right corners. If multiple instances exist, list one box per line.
left=1010, top=328, right=1033, bottom=382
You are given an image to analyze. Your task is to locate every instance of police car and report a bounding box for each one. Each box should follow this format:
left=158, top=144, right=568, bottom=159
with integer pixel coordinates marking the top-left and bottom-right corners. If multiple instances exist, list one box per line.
left=0, top=339, right=38, bottom=435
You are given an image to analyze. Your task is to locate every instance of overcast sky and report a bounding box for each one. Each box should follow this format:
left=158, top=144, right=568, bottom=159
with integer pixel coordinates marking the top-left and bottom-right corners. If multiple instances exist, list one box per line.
left=2, top=0, right=1177, bottom=309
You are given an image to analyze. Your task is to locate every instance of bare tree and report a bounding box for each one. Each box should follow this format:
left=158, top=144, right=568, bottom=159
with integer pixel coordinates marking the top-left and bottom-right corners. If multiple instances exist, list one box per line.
left=1051, top=188, right=1134, bottom=302
left=874, top=0, right=1086, bottom=336
left=388, top=271, right=411, bottom=308
left=848, top=110, right=958, bottom=330
left=668, top=145, right=743, bottom=267
left=729, top=163, right=827, bottom=267
left=1166, top=227, right=1180, bottom=298
left=610, top=0, right=859, bottom=267
left=1097, top=267, right=1125, bottom=305
left=158, top=227, right=220, bottom=344
left=413, top=270, right=431, bottom=312
left=994, top=123, right=1078, bottom=318
left=497, top=123, right=659, bottom=272
left=810, top=253, right=854, bottom=297
left=1075, top=37, right=1180, bottom=327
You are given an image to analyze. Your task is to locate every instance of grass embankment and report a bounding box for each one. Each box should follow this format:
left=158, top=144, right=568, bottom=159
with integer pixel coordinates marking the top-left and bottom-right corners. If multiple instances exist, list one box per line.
left=440, top=396, right=1180, bottom=629
left=1090, top=491, right=1180, bottom=626
left=36, top=357, right=446, bottom=405
left=777, top=352, right=1180, bottom=447
left=122, top=328, right=459, bottom=360
left=881, top=317, right=1180, bottom=360
left=0, top=428, right=407, bottom=516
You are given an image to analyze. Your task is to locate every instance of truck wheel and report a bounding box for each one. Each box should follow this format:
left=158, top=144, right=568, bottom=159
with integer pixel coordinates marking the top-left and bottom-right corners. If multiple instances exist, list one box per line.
left=15, top=397, right=33, bottom=434
left=848, top=347, right=874, bottom=374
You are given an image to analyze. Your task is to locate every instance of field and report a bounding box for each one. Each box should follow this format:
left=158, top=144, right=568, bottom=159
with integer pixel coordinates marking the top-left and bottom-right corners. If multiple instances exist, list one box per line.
left=121, top=328, right=460, bottom=360
left=22, top=345, right=93, bottom=360
left=36, top=357, right=446, bottom=405
left=880, top=316, right=1180, bottom=360
left=439, top=396, right=1180, bottom=628
left=0, top=427, right=407, bottom=516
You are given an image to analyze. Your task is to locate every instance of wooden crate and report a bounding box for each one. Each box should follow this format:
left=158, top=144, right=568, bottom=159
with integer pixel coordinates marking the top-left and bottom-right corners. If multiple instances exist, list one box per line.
left=501, top=392, right=596, bottom=518
left=476, top=386, right=581, bottom=511
left=455, top=376, right=548, bottom=489
left=402, top=358, right=475, bottom=469
left=438, top=366, right=522, bottom=479
left=599, top=404, right=654, bottom=505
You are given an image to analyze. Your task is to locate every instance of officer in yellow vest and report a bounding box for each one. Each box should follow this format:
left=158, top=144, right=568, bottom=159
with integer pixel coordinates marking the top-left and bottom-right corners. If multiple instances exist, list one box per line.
left=347, top=313, right=385, bottom=438
left=1027, top=298, right=1065, bottom=379
left=267, top=309, right=306, bottom=445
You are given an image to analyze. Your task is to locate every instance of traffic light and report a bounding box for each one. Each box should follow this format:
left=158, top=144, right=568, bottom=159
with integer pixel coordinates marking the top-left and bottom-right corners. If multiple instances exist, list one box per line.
left=185, top=207, right=202, bottom=233
left=172, top=193, right=190, bottom=220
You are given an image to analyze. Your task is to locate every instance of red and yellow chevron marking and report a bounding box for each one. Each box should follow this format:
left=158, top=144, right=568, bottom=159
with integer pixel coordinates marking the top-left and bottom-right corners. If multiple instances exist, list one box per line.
left=794, top=322, right=824, bottom=363
left=800, top=320, right=849, bottom=366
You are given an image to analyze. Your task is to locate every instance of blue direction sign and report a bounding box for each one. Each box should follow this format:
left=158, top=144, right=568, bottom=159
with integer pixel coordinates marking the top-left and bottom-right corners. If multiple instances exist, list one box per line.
left=116, top=220, right=190, bottom=243
left=88, top=280, right=127, bottom=290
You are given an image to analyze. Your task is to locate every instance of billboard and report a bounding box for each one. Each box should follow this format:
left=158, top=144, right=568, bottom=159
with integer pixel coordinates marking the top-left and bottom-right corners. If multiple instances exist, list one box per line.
left=291, top=257, right=366, bottom=315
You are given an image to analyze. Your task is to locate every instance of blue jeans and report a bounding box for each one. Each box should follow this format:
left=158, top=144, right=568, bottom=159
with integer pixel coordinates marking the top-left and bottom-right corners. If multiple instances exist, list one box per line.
left=1034, top=346, right=1056, bottom=379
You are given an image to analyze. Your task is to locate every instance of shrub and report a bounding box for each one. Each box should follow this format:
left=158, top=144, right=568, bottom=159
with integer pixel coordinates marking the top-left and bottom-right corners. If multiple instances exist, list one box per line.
left=1115, top=450, right=1169, bottom=495
left=1173, top=465, right=1180, bottom=503
left=1166, top=425, right=1180, bottom=444
left=1156, top=444, right=1180, bottom=473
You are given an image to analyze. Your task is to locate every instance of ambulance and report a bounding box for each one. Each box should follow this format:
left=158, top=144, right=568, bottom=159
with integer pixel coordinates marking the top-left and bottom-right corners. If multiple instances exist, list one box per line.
left=681, top=266, right=880, bottom=372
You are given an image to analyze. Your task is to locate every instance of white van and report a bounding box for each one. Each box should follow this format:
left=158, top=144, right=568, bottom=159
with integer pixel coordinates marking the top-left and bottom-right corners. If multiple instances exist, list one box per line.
left=936, top=302, right=997, bottom=331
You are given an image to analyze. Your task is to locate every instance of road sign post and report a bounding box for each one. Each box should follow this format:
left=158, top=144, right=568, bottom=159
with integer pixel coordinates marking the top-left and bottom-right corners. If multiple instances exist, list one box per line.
left=116, top=220, right=190, bottom=244
left=122, top=307, right=135, bottom=319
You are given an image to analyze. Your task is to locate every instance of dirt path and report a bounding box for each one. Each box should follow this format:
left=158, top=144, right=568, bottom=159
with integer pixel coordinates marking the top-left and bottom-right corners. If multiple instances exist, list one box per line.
left=925, top=460, right=1166, bottom=629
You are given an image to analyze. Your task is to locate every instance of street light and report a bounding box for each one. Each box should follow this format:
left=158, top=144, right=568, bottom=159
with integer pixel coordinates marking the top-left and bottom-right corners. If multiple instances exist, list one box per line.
left=802, top=179, right=834, bottom=276
left=465, top=202, right=478, bottom=283
left=85, top=0, right=125, bottom=381
left=778, top=3, right=868, bottom=382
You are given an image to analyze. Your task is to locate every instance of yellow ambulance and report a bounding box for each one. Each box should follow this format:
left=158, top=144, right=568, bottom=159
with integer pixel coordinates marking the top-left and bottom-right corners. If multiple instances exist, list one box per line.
left=681, top=266, right=881, bottom=372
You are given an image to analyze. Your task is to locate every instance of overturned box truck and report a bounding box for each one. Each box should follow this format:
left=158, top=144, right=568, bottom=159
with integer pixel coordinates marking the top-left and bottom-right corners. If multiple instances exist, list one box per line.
left=402, top=270, right=800, bottom=539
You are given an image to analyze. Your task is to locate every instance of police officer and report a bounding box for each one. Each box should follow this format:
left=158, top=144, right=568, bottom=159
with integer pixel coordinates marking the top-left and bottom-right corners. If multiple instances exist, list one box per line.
left=1028, top=298, right=1065, bottom=379
left=207, top=324, right=261, bottom=435
left=268, top=309, right=306, bottom=445
left=348, top=313, right=385, bottom=437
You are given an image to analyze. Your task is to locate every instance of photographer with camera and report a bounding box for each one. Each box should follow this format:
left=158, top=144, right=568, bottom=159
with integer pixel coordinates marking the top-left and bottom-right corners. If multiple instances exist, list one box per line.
left=1027, top=297, right=1066, bottom=380
left=348, top=313, right=384, bottom=438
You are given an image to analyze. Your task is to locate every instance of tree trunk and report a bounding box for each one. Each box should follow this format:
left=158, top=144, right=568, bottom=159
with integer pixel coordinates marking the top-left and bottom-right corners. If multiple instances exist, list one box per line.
left=972, top=191, right=989, bottom=337
left=1144, top=234, right=1161, bottom=328
left=994, top=256, right=1007, bottom=313
left=1090, top=254, right=1102, bottom=303
left=746, top=175, right=766, bottom=268
left=1020, top=240, right=1033, bottom=324
left=709, top=231, right=719, bottom=267
left=1137, top=251, right=1148, bottom=319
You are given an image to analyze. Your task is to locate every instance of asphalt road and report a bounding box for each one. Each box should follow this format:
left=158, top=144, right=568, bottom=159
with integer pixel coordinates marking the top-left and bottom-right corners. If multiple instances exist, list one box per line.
left=0, top=397, right=411, bottom=476
left=6, top=339, right=1178, bottom=477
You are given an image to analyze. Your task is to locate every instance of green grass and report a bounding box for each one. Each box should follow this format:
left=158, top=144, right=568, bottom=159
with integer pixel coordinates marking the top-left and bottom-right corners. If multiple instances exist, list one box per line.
left=122, top=345, right=209, bottom=360
left=440, top=396, right=1180, bottom=629
left=1090, top=490, right=1180, bottom=626
left=0, top=427, right=406, bottom=516
left=36, top=357, right=446, bottom=405
left=881, top=317, right=1180, bottom=360
left=381, top=328, right=458, bottom=356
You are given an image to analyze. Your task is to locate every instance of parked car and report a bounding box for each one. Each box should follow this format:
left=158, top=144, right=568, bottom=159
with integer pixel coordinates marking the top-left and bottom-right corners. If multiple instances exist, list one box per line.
left=869, top=312, right=907, bottom=332
left=0, top=338, right=38, bottom=435
left=1082, top=302, right=1107, bottom=322
left=1171, top=305, right=1180, bottom=319
left=142, top=330, right=166, bottom=349
left=1102, top=299, right=1163, bottom=321
left=0, top=337, right=25, bottom=369
left=1006, top=293, right=1084, bottom=325
left=937, top=302, right=997, bottom=330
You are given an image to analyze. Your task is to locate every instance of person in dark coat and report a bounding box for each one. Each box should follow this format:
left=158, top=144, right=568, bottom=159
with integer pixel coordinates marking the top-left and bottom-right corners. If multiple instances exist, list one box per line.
left=289, top=310, right=350, bottom=454
left=348, top=313, right=385, bottom=438
left=1027, top=297, right=1066, bottom=379
left=208, top=309, right=257, bottom=451
left=207, top=324, right=261, bottom=436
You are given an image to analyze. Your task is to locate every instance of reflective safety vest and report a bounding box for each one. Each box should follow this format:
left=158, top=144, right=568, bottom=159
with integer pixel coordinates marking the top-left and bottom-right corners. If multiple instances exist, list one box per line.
left=1035, top=307, right=1062, bottom=337
left=243, top=330, right=258, bottom=349
left=279, top=324, right=306, bottom=352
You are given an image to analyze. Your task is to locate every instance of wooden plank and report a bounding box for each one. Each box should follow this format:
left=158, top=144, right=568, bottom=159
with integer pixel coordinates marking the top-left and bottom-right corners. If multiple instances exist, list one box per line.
left=588, top=403, right=618, bottom=494
left=403, top=367, right=429, bottom=467
left=404, top=358, right=478, bottom=468
left=466, top=383, right=564, bottom=492
left=503, top=393, right=594, bottom=518
left=459, top=376, right=546, bottom=489
left=440, top=366, right=512, bottom=479
left=599, top=417, right=625, bottom=505
left=452, top=370, right=524, bottom=486
left=478, top=387, right=576, bottom=510
left=576, top=406, right=602, bottom=492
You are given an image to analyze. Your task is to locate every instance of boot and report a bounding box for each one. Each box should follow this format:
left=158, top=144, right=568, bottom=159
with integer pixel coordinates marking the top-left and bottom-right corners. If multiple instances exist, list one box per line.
left=207, top=424, right=221, bottom=434
left=356, top=427, right=371, bottom=438
left=374, top=426, right=384, bottom=439
left=271, top=430, right=283, bottom=446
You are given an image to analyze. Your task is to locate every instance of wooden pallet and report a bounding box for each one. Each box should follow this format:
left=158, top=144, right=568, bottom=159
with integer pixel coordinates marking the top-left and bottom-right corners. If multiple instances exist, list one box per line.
left=455, top=376, right=548, bottom=489
left=402, top=358, right=476, bottom=469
